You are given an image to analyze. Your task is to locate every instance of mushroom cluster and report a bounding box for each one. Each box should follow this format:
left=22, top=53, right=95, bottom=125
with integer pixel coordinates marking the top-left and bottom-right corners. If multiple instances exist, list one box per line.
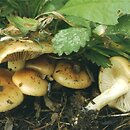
left=0, top=39, right=92, bottom=111
left=0, top=39, right=53, bottom=72
left=0, top=38, right=54, bottom=111
left=0, top=21, right=93, bottom=112
left=86, top=56, right=130, bottom=113
left=2, top=38, right=129, bottom=114
left=12, top=55, right=56, bottom=96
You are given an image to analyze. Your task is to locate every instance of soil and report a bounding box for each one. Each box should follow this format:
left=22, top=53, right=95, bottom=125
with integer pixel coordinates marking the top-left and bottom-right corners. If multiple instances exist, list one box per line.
left=0, top=64, right=130, bottom=130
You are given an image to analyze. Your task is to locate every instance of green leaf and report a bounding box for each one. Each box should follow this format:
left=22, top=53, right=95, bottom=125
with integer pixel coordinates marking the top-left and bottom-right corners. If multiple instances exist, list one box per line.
left=82, top=34, right=130, bottom=67
left=52, top=27, right=91, bottom=55
left=44, top=0, right=68, bottom=12
left=0, top=5, right=13, bottom=17
left=7, top=16, right=39, bottom=35
left=65, top=15, right=90, bottom=28
left=24, top=0, right=49, bottom=18
left=59, top=0, right=130, bottom=25
left=106, top=15, right=130, bottom=36
left=0, top=0, right=49, bottom=17
left=103, top=35, right=130, bottom=54
left=84, top=49, right=111, bottom=67
left=91, top=47, right=110, bottom=57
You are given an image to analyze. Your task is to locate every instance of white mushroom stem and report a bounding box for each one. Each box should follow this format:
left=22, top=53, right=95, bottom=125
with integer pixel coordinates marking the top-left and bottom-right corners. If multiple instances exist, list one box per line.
left=8, top=60, right=25, bottom=71
left=86, top=78, right=129, bottom=111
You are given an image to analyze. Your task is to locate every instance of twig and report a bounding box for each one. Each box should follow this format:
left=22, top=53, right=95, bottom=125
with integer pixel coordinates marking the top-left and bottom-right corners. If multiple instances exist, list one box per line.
left=100, top=112, right=130, bottom=118
left=57, top=93, right=67, bottom=130
left=114, top=123, right=128, bottom=130
left=33, top=122, right=51, bottom=130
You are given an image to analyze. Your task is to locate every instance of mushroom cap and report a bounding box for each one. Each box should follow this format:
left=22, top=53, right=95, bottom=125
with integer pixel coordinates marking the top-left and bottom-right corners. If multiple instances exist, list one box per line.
left=12, top=68, right=48, bottom=96
left=0, top=39, right=53, bottom=63
left=40, top=41, right=54, bottom=54
left=99, top=56, right=130, bottom=112
left=26, top=55, right=55, bottom=77
left=0, top=68, right=24, bottom=112
left=53, top=61, right=91, bottom=89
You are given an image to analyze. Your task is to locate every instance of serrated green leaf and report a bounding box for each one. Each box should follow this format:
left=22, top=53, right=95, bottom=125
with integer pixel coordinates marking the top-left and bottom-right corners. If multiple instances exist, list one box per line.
left=52, top=27, right=91, bottom=55
left=84, top=49, right=111, bottom=67
left=91, top=47, right=110, bottom=57
left=103, top=35, right=130, bottom=54
left=7, top=16, right=39, bottom=35
left=106, top=15, right=130, bottom=36
left=59, top=0, right=130, bottom=25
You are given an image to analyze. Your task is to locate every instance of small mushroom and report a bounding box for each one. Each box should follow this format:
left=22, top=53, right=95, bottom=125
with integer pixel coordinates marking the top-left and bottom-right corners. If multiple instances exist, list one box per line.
left=26, top=55, right=55, bottom=79
left=53, top=61, right=92, bottom=89
left=12, top=68, right=48, bottom=96
left=86, top=56, right=130, bottom=112
left=0, top=68, right=24, bottom=112
left=0, top=39, right=53, bottom=71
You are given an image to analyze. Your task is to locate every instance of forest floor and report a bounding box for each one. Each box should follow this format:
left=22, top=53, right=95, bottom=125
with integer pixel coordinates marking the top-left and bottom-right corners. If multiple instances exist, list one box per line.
left=0, top=65, right=130, bottom=130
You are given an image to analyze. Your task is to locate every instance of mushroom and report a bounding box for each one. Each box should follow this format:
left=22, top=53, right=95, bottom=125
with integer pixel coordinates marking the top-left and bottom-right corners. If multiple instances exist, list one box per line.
left=0, top=68, right=24, bottom=112
left=0, top=39, right=53, bottom=71
left=86, top=56, right=130, bottom=112
left=53, top=61, right=92, bottom=89
left=26, top=55, right=55, bottom=79
left=12, top=68, right=48, bottom=96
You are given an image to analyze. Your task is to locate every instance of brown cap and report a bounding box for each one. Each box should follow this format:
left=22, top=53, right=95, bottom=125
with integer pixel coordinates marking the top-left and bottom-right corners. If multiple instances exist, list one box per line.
left=53, top=61, right=91, bottom=89
left=0, top=39, right=43, bottom=71
left=0, top=39, right=53, bottom=63
left=40, top=41, right=53, bottom=54
left=0, top=68, right=24, bottom=112
left=0, top=39, right=53, bottom=71
left=12, top=68, right=48, bottom=96
left=26, top=55, right=55, bottom=78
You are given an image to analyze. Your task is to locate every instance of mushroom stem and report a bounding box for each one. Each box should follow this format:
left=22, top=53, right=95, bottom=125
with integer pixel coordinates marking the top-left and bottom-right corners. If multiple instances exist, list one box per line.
left=86, top=78, right=129, bottom=111
left=8, top=60, right=25, bottom=71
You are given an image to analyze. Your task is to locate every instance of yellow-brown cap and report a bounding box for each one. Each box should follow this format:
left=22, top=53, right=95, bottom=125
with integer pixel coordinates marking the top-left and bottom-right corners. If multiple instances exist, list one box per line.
left=0, top=68, right=24, bottom=112
left=0, top=39, right=54, bottom=63
left=53, top=61, right=92, bottom=89
left=26, top=55, right=55, bottom=78
left=0, top=40, right=45, bottom=63
left=12, top=68, right=48, bottom=96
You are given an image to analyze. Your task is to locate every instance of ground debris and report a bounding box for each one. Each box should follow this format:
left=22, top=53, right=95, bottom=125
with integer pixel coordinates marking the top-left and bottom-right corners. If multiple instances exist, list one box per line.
left=4, top=117, right=13, bottom=130
left=0, top=87, right=130, bottom=130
